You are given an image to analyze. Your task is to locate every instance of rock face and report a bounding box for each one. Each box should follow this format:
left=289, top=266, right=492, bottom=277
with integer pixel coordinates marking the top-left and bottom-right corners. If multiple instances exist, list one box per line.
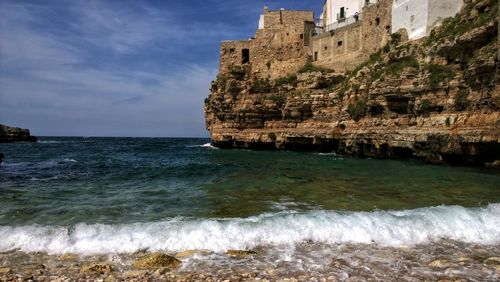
left=0, top=124, right=37, bottom=143
left=205, top=0, right=499, bottom=166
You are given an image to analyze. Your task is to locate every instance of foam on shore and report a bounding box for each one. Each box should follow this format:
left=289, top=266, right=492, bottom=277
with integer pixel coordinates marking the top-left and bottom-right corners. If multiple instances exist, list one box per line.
left=0, top=204, right=499, bottom=255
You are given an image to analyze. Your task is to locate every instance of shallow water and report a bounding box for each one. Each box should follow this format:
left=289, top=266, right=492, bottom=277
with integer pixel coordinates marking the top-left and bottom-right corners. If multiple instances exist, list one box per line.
left=0, top=137, right=499, bottom=279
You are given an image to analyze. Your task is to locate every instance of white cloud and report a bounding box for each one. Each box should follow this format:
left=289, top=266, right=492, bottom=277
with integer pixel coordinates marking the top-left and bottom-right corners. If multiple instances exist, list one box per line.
left=0, top=0, right=227, bottom=137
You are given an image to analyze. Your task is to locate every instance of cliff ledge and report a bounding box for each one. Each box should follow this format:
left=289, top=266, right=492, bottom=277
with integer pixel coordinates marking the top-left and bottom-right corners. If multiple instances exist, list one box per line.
left=205, top=0, right=499, bottom=166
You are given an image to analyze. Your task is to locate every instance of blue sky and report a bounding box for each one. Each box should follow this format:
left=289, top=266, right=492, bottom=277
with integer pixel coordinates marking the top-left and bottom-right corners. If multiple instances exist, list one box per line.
left=0, top=0, right=321, bottom=137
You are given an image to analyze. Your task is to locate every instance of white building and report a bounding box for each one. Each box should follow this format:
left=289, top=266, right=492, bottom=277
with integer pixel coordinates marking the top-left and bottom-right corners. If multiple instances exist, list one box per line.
left=321, top=0, right=377, bottom=30
left=391, top=0, right=463, bottom=40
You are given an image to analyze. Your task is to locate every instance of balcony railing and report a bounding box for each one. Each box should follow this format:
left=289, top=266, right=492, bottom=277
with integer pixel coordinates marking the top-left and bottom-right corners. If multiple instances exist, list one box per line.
left=324, top=13, right=362, bottom=32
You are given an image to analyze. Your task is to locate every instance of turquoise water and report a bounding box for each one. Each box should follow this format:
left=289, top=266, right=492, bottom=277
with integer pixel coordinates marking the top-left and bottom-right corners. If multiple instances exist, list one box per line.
left=0, top=137, right=499, bottom=254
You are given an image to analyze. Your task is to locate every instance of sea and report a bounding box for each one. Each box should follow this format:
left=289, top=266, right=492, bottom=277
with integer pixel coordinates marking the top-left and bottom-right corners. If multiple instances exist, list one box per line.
left=0, top=137, right=499, bottom=279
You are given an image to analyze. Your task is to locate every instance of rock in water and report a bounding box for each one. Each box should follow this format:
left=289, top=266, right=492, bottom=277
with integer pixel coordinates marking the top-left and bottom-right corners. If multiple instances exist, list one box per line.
left=226, top=250, right=258, bottom=257
left=80, top=263, right=113, bottom=274
left=132, top=253, right=181, bottom=269
left=0, top=124, right=37, bottom=143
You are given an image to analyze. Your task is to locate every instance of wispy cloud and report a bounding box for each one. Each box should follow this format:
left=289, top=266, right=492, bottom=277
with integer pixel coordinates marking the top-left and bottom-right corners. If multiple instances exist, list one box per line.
left=0, top=0, right=320, bottom=137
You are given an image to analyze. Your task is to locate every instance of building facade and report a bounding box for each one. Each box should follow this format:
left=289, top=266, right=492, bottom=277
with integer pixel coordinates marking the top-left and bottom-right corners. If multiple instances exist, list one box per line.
left=391, top=0, right=463, bottom=40
left=218, top=0, right=463, bottom=79
left=312, top=0, right=393, bottom=72
left=321, top=0, right=378, bottom=31
left=219, top=7, right=315, bottom=80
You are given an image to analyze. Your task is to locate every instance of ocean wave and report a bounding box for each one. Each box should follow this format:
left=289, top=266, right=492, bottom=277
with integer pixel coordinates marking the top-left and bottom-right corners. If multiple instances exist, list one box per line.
left=37, top=140, right=63, bottom=144
left=186, top=143, right=217, bottom=149
left=201, top=143, right=218, bottom=149
left=0, top=204, right=499, bottom=255
left=316, top=152, right=338, bottom=156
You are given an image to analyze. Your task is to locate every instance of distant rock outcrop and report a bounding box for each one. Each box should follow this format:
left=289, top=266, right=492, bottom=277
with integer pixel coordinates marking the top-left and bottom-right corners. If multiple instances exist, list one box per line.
left=0, top=124, right=37, bottom=143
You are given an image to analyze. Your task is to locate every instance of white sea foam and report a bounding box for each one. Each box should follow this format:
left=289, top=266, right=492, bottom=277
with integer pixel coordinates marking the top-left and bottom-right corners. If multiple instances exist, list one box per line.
left=187, top=143, right=218, bottom=149
left=316, top=152, right=338, bottom=156
left=0, top=204, right=499, bottom=255
left=37, top=140, right=62, bottom=144
left=200, top=143, right=218, bottom=149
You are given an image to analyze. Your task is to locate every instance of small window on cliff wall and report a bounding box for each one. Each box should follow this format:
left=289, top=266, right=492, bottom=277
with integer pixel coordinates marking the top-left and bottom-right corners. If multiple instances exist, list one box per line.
left=300, top=34, right=303, bottom=39
left=242, top=48, right=250, bottom=64
left=375, top=17, right=380, bottom=26
left=314, top=52, right=318, bottom=61
left=337, top=41, right=343, bottom=47
left=229, top=48, right=235, bottom=53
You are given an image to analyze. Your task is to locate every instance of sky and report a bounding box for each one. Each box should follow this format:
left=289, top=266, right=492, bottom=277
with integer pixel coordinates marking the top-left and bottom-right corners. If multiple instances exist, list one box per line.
left=0, top=0, right=322, bottom=137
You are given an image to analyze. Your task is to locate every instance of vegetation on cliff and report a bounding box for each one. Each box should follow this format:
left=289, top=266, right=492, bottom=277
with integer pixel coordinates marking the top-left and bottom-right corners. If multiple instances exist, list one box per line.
left=205, top=0, right=499, bottom=165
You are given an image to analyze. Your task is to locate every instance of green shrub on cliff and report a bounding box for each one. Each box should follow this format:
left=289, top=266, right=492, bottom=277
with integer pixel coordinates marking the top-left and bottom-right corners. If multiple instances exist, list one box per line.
left=454, top=89, right=470, bottom=111
left=347, top=100, right=367, bottom=121
left=268, top=95, right=284, bottom=104
left=267, top=132, right=277, bottom=141
left=390, top=33, right=402, bottom=45
left=250, top=79, right=271, bottom=93
left=275, top=74, right=298, bottom=86
left=426, top=0, right=498, bottom=45
left=298, top=61, right=333, bottom=74
left=228, top=81, right=241, bottom=97
left=426, top=64, right=454, bottom=89
left=216, top=76, right=228, bottom=90
left=419, top=99, right=432, bottom=115
left=386, top=57, right=420, bottom=76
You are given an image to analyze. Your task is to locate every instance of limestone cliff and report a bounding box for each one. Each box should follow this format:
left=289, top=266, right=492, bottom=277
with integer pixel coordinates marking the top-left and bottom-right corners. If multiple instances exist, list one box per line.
left=205, top=0, right=499, bottom=166
left=0, top=124, right=37, bottom=143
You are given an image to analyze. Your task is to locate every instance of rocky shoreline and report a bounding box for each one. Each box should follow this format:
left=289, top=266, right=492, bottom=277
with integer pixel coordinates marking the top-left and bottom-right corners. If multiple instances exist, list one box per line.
left=204, top=0, right=499, bottom=167
left=0, top=124, right=37, bottom=143
left=1, top=242, right=499, bottom=281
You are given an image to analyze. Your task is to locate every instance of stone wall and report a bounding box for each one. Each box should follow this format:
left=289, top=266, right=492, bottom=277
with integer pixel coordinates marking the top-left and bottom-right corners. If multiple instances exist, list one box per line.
left=312, top=23, right=364, bottom=72
left=218, top=9, right=314, bottom=80
left=361, top=0, right=393, bottom=54
left=219, top=40, right=251, bottom=77
left=311, top=0, right=393, bottom=72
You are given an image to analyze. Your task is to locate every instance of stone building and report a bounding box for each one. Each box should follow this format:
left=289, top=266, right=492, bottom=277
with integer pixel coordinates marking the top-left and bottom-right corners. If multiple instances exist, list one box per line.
left=391, top=0, right=463, bottom=40
left=218, top=0, right=463, bottom=78
left=312, top=0, right=393, bottom=72
left=219, top=7, right=315, bottom=80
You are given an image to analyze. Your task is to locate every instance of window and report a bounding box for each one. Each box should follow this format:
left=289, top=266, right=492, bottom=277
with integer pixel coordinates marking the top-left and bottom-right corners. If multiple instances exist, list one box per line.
left=337, top=41, right=343, bottom=47
left=411, top=15, right=415, bottom=23
left=375, top=17, right=380, bottom=26
left=242, top=49, right=250, bottom=64
left=324, top=46, right=328, bottom=50
left=340, top=7, right=345, bottom=19
left=300, top=34, right=303, bottom=39
left=229, top=48, right=235, bottom=53
left=314, top=52, right=318, bottom=61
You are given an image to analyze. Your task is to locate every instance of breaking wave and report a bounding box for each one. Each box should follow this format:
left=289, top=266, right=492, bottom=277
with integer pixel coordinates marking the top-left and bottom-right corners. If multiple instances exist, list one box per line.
left=0, top=204, right=499, bottom=255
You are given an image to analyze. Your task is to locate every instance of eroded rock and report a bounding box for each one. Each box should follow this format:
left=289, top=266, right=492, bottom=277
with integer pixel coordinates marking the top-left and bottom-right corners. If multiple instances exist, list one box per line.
left=132, top=253, right=181, bottom=269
